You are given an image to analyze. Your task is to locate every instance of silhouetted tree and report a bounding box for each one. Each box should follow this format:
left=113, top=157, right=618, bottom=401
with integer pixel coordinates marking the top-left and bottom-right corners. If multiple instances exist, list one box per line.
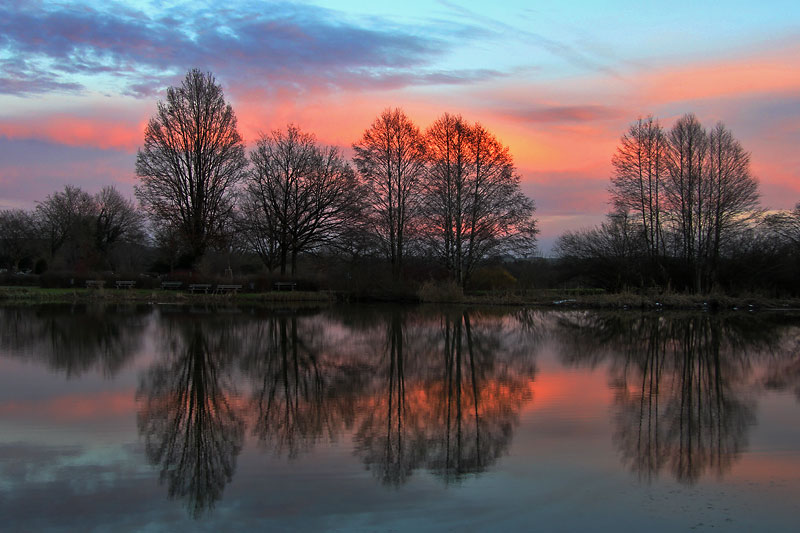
left=423, top=114, right=537, bottom=286
left=665, top=115, right=760, bottom=291
left=242, top=125, right=361, bottom=274
left=35, top=185, right=96, bottom=268
left=135, top=69, right=247, bottom=269
left=94, top=186, right=146, bottom=270
left=353, top=108, right=426, bottom=280
left=0, top=209, right=37, bottom=271
left=610, top=116, right=668, bottom=258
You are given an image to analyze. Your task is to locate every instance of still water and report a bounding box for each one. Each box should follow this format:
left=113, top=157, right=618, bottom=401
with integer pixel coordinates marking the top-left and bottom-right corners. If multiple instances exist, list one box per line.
left=0, top=304, right=798, bottom=532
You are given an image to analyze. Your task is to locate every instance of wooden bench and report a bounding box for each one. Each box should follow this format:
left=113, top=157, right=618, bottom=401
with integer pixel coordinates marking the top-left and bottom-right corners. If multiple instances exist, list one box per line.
left=215, top=284, right=242, bottom=294
left=161, top=281, right=183, bottom=290
left=115, top=280, right=136, bottom=289
left=85, top=280, right=105, bottom=289
left=273, top=281, right=297, bottom=291
left=188, top=283, right=212, bottom=294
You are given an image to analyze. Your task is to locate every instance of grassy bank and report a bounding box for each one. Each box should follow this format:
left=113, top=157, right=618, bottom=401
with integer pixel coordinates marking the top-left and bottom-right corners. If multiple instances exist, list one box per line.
left=2, top=285, right=799, bottom=311
left=0, top=286, right=335, bottom=304
left=420, top=285, right=800, bottom=311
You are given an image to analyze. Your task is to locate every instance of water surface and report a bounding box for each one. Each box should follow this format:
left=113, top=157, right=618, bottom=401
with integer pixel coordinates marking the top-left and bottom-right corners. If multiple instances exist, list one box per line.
left=1, top=304, right=798, bottom=531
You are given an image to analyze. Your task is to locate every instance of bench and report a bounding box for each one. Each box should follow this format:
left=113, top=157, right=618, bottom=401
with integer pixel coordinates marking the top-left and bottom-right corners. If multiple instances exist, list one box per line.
left=115, top=280, right=136, bottom=289
left=273, top=282, right=297, bottom=291
left=161, top=281, right=183, bottom=290
left=188, top=283, right=212, bottom=294
left=85, top=280, right=105, bottom=289
left=215, top=284, right=242, bottom=294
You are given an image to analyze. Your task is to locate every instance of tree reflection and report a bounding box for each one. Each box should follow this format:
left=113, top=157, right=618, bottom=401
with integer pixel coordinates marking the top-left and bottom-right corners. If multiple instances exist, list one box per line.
left=354, top=312, right=427, bottom=485
left=0, top=304, right=147, bottom=376
left=354, top=309, right=536, bottom=486
left=137, top=319, right=244, bottom=517
left=556, top=313, right=777, bottom=484
left=242, top=314, right=366, bottom=459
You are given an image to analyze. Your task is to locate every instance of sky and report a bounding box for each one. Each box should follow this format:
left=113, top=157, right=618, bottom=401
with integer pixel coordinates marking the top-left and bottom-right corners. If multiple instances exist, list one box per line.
left=1, top=0, right=799, bottom=252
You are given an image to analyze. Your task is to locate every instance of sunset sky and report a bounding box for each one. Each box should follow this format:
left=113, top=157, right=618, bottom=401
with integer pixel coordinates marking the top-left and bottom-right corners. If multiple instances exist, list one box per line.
left=1, top=0, right=799, bottom=251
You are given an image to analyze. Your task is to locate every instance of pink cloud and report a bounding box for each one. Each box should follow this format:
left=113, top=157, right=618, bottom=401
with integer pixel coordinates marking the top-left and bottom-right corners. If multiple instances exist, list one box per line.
left=0, top=114, right=146, bottom=152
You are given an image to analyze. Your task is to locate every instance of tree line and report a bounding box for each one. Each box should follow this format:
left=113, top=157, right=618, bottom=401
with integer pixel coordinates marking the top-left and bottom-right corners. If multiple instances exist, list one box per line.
left=3, top=69, right=800, bottom=295
left=556, top=114, right=800, bottom=295
left=135, top=69, right=537, bottom=286
left=0, top=69, right=537, bottom=291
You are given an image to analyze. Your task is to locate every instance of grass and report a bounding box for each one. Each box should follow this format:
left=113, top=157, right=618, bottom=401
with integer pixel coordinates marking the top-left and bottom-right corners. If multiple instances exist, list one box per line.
left=0, top=286, right=334, bottom=304
left=2, top=284, right=799, bottom=311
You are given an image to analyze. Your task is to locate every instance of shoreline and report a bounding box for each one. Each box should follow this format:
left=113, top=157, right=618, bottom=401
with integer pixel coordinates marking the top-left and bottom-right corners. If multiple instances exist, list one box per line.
left=2, top=286, right=799, bottom=312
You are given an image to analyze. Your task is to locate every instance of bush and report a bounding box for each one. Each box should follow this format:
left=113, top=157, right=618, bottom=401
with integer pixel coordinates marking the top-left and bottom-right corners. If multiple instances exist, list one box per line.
left=467, top=266, right=517, bottom=292
left=418, top=280, right=464, bottom=303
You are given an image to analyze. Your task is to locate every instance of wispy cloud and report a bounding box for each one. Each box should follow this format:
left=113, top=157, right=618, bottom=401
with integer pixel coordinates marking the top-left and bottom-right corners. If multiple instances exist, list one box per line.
left=0, top=1, right=502, bottom=98
left=501, top=104, right=624, bottom=124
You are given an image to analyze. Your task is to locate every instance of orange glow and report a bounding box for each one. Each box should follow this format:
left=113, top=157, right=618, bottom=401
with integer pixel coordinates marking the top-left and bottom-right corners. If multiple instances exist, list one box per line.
left=0, top=115, right=145, bottom=152
left=638, top=49, right=800, bottom=105
left=522, top=370, right=613, bottom=413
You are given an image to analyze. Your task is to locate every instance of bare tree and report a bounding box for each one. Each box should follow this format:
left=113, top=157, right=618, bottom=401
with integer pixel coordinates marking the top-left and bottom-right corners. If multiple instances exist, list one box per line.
left=0, top=209, right=37, bottom=272
left=665, top=113, right=708, bottom=279
left=465, top=122, right=537, bottom=279
left=610, top=116, right=668, bottom=258
left=135, top=69, right=247, bottom=269
left=423, top=113, right=472, bottom=282
left=35, top=184, right=96, bottom=267
left=423, top=115, right=537, bottom=286
left=242, top=125, right=360, bottom=274
left=664, top=115, right=760, bottom=291
left=705, top=122, right=760, bottom=283
left=94, top=186, right=146, bottom=270
left=764, top=202, right=800, bottom=248
left=353, top=108, right=426, bottom=280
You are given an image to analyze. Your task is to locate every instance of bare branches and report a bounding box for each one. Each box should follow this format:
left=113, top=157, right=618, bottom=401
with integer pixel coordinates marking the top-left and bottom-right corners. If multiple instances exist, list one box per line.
left=135, top=69, right=247, bottom=268
left=240, top=125, right=361, bottom=274
left=353, top=108, right=427, bottom=280
left=423, top=115, right=537, bottom=286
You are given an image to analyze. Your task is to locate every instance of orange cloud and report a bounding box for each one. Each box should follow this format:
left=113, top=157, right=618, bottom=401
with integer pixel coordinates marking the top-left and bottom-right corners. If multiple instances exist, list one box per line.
left=0, top=115, right=146, bottom=152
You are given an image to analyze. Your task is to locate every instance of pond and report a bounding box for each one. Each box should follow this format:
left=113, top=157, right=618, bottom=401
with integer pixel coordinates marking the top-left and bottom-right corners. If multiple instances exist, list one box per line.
left=1, top=304, right=799, bottom=531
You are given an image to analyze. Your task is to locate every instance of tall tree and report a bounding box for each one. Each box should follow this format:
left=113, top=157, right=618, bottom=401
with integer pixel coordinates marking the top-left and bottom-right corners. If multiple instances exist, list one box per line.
left=610, top=116, right=668, bottom=258
left=353, top=108, right=426, bottom=280
left=665, top=115, right=760, bottom=292
left=423, top=113, right=472, bottom=282
left=665, top=113, right=708, bottom=291
left=423, top=115, right=537, bottom=286
left=465, top=122, right=537, bottom=279
left=135, top=69, right=247, bottom=269
left=243, top=125, right=359, bottom=274
left=704, top=122, right=760, bottom=283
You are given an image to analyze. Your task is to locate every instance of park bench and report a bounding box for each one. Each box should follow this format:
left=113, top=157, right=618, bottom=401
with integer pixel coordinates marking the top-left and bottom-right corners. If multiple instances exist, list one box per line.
left=215, top=284, right=242, bottom=294
left=188, top=283, right=212, bottom=294
left=161, top=281, right=183, bottom=290
left=85, top=280, right=105, bottom=289
left=115, top=280, right=136, bottom=289
left=273, top=281, right=297, bottom=291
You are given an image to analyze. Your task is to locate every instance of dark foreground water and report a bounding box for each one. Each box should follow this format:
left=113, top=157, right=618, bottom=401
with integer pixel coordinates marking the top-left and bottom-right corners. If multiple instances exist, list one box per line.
left=1, top=304, right=799, bottom=532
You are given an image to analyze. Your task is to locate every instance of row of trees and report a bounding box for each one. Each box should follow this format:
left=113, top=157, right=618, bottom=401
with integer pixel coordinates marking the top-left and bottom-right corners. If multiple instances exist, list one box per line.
left=133, top=69, right=537, bottom=285
left=555, top=113, right=800, bottom=294
left=0, top=185, right=145, bottom=273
